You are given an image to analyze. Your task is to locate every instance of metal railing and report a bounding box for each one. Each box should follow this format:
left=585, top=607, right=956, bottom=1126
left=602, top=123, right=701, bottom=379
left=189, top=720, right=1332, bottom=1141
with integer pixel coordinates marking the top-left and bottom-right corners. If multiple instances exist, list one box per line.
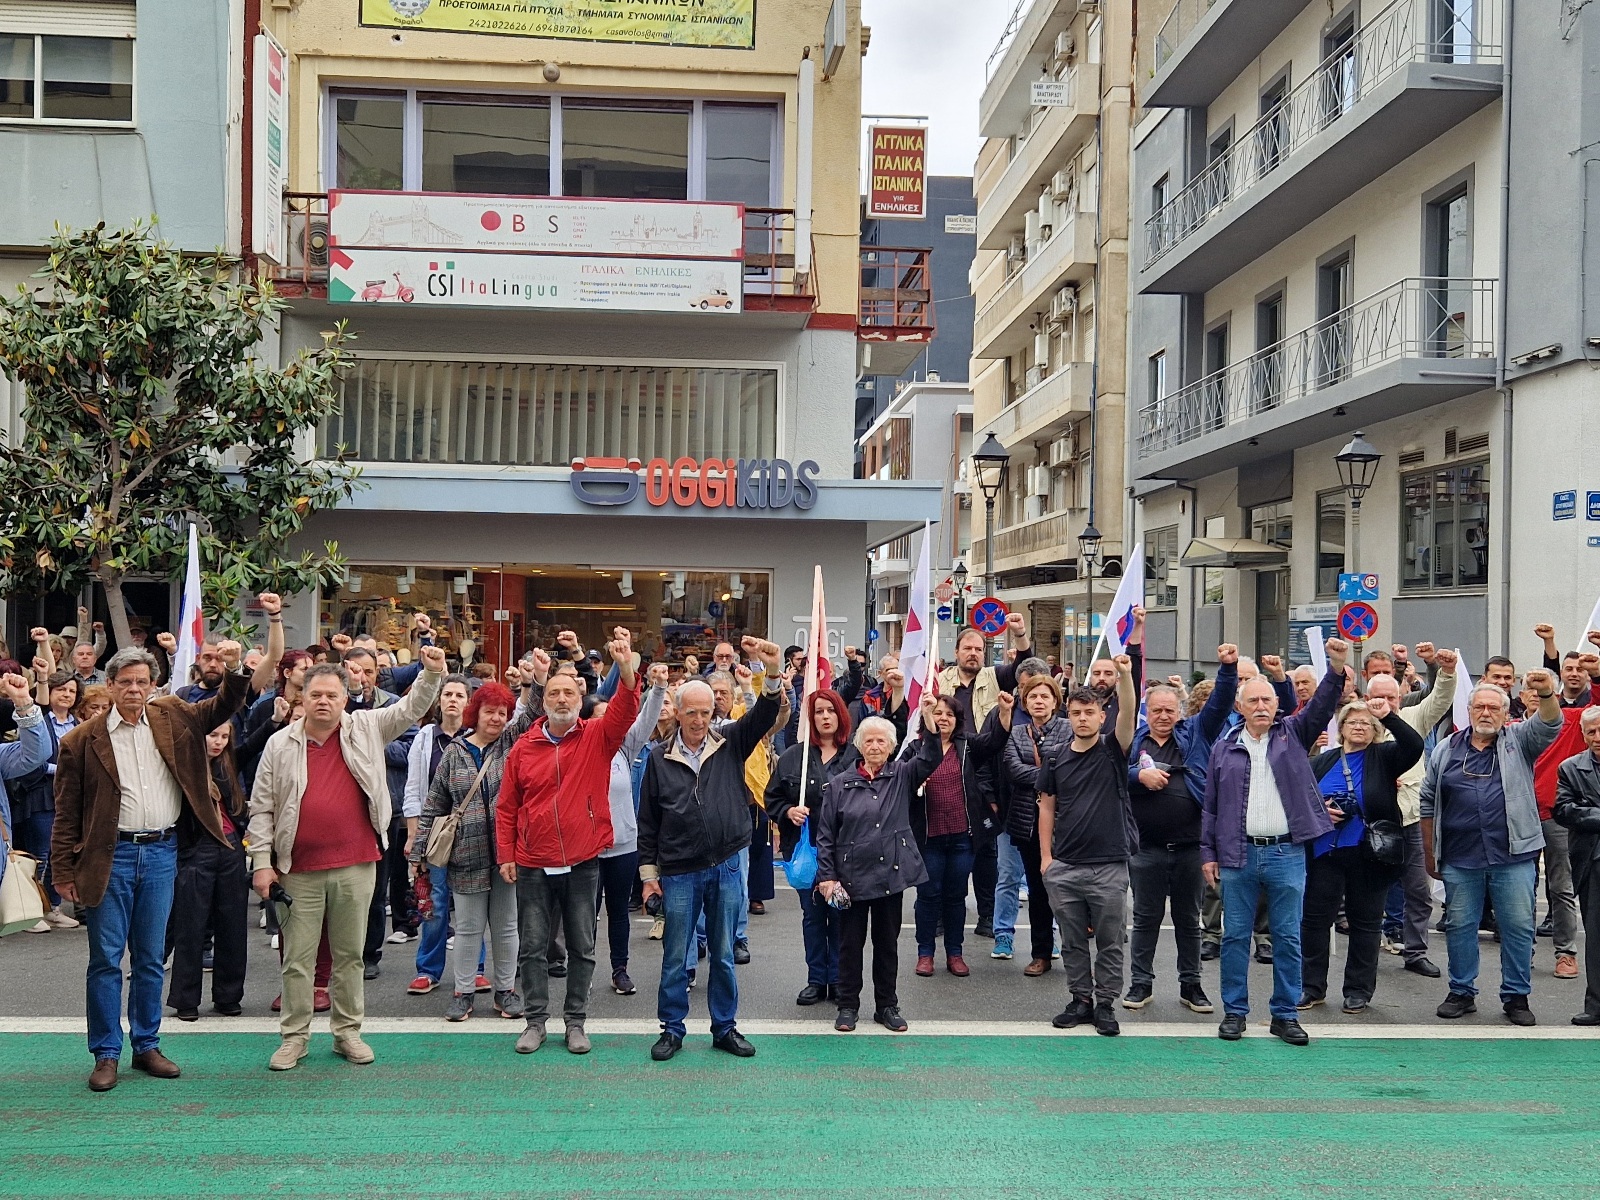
left=270, top=195, right=811, bottom=301
left=1153, top=0, right=1220, bottom=71
left=987, top=0, right=1033, bottom=79
left=989, top=363, right=1087, bottom=443
left=1135, top=277, right=1495, bottom=457
left=1145, top=0, right=1501, bottom=266
left=971, top=509, right=1087, bottom=565
left=859, top=246, right=935, bottom=335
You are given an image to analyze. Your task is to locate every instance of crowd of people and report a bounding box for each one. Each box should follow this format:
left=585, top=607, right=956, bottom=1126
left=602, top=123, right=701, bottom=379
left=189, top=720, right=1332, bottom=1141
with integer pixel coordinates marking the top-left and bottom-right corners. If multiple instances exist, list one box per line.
left=1, top=597, right=1598, bottom=1090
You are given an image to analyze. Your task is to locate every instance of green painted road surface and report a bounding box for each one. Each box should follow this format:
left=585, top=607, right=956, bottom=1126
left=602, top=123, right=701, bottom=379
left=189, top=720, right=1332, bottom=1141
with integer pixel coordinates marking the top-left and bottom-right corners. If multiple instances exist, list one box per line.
left=3, top=1032, right=1595, bottom=1197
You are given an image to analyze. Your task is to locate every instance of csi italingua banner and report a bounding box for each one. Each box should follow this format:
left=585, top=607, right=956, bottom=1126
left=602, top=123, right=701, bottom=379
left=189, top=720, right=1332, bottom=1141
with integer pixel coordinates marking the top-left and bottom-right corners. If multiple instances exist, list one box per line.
left=359, top=0, right=757, bottom=49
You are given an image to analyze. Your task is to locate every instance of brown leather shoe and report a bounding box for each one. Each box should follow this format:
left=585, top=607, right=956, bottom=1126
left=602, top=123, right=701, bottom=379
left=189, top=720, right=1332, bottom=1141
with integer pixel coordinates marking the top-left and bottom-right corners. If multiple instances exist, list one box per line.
left=132, top=1049, right=181, bottom=1079
left=1024, top=958, right=1051, bottom=977
left=914, top=955, right=935, bottom=977
left=947, top=955, right=971, bottom=977
left=88, top=1058, right=119, bottom=1092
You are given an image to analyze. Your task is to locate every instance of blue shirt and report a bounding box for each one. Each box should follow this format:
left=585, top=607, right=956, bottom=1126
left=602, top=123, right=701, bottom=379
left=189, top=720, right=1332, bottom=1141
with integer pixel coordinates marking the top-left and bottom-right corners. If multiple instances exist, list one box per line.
left=1312, top=750, right=1367, bottom=857
left=1437, top=740, right=1536, bottom=869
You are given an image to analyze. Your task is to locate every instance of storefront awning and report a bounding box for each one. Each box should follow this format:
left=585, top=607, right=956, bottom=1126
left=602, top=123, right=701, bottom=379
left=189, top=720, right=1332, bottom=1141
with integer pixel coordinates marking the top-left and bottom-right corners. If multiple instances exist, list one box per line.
left=1179, top=536, right=1289, bottom=569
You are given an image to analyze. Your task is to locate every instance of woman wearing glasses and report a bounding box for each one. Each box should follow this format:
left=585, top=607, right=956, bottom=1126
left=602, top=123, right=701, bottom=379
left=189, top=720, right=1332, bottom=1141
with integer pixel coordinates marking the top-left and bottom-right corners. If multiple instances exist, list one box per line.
left=1298, top=699, right=1424, bottom=1014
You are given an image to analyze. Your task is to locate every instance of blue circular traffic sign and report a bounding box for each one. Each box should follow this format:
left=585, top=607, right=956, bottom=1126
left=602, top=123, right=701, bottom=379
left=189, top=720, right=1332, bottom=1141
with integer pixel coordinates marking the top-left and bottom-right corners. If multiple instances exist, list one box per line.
left=1337, top=600, right=1379, bottom=642
left=935, top=604, right=953, bottom=623
left=971, top=597, right=1009, bottom=637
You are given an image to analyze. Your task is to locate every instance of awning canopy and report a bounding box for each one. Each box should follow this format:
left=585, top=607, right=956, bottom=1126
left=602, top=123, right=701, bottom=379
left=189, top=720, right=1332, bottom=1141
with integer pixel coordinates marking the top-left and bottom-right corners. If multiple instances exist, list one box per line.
left=1179, top=536, right=1290, bottom=569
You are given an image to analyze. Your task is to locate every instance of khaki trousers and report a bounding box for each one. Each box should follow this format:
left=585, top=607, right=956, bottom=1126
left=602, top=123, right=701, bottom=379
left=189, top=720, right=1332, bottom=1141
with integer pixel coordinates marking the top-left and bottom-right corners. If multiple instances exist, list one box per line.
left=279, top=862, right=376, bottom=1042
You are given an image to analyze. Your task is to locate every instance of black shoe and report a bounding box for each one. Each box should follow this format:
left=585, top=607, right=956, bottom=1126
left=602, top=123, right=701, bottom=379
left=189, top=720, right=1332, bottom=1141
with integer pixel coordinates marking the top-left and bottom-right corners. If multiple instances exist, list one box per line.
left=1180, top=983, right=1215, bottom=1014
left=1093, top=1002, right=1120, bottom=1036
left=1504, top=996, right=1537, bottom=1027
left=1434, top=916, right=1448, bottom=933
left=825, top=983, right=838, bottom=1001
left=1200, top=942, right=1221, bottom=962
left=1436, top=992, right=1477, bottom=1019
left=201, top=951, right=214, bottom=972
left=874, top=1006, right=908, bottom=1032
left=547, top=960, right=568, bottom=979
left=796, top=983, right=827, bottom=1006
left=1296, top=993, right=1325, bottom=1011
left=973, top=919, right=995, bottom=939
left=362, top=961, right=381, bottom=980
left=1122, top=983, right=1153, bottom=1009
left=1254, top=943, right=1274, bottom=965
left=650, top=1032, right=683, bottom=1061
left=1217, top=1013, right=1247, bottom=1040
left=834, top=1008, right=858, bottom=1032
left=1571, top=1010, right=1600, bottom=1026
left=1405, top=957, right=1442, bottom=978
left=687, top=968, right=697, bottom=990
left=1051, top=997, right=1094, bottom=1029
left=212, top=1002, right=243, bottom=1017
left=697, top=941, right=707, bottom=961
left=733, top=941, right=751, bottom=965
left=174, top=1007, right=199, bottom=1022
left=1341, top=997, right=1370, bottom=1015
left=712, top=1029, right=757, bottom=1057
left=1269, top=1017, right=1310, bottom=1045
left=1537, top=915, right=1554, bottom=938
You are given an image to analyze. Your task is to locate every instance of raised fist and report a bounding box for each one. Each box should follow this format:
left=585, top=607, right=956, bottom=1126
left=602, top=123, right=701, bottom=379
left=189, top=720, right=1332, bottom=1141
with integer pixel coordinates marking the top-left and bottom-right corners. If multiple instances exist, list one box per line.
left=1113, top=654, right=1133, bottom=674
left=1588, top=630, right=1600, bottom=650
left=741, top=636, right=782, bottom=671
left=733, top=664, right=753, bottom=686
left=156, top=631, right=178, bottom=654
left=0, top=674, right=31, bottom=705
left=1525, top=668, right=1556, bottom=698
left=647, top=662, right=670, bottom=688
left=29, top=627, right=48, bottom=644
left=1534, top=623, right=1556, bottom=643
left=217, top=640, right=243, bottom=669
left=1005, top=611, right=1027, bottom=638
left=414, top=613, right=432, bottom=633
left=556, top=630, right=581, bottom=654
left=525, top=647, right=552, bottom=686
left=1325, top=637, right=1350, bottom=668
left=257, top=592, right=282, bottom=616
left=1435, top=648, right=1459, bottom=674
left=1579, top=653, right=1600, bottom=678
left=32, top=657, right=50, bottom=679
left=1217, top=643, right=1239, bottom=665
left=1260, top=654, right=1285, bottom=680
left=606, top=627, right=633, bottom=664
left=419, top=645, right=447, bottom=673
left=1415, top=642, right=1437, bottom=664
left=331, top=633, right=353, bottom=653
left=996, top=690, right=1015, bottom=710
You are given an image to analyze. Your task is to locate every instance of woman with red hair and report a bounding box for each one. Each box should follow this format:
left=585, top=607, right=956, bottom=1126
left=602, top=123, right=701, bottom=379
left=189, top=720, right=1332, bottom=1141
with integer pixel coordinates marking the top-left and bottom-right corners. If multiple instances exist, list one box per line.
left=764, top=689, right=860, bottom=1008
left=412, top=676, right=539, bottom=1021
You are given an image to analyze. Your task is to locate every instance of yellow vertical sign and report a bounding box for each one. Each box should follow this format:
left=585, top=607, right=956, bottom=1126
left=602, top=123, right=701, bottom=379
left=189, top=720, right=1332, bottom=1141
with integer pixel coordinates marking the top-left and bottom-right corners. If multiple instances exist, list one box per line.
left=358, top=0, right=758, bottom=49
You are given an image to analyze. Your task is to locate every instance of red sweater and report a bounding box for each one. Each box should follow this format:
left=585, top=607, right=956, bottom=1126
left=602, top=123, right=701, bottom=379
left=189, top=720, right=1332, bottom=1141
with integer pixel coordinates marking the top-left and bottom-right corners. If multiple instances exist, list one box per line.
left=1533, top=682, right=1600, bottom=819
left=496, top=681, right=639, bottom=869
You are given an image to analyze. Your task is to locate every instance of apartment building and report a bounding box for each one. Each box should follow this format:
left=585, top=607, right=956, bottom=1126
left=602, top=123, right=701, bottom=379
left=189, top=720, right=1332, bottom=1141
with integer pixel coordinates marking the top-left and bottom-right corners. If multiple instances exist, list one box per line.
left=970, top=0, right=1133, bottom=669
left=1, top=0, right=238, bottom=642
left=247, top=0, right=940, bottom=669
left=1122, top=0, right=1585, bottom=675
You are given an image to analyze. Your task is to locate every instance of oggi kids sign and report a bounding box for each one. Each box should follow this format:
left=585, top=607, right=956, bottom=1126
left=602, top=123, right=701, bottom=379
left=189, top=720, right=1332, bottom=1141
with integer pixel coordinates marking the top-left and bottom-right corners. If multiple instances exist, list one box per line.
left=571, top=456, right=820, bottom=511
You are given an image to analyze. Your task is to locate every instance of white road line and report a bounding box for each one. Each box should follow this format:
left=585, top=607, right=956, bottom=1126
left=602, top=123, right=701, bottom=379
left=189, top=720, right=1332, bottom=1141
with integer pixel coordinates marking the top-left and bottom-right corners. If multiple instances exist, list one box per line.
left=1, top=1015, right=1594, bottom=1039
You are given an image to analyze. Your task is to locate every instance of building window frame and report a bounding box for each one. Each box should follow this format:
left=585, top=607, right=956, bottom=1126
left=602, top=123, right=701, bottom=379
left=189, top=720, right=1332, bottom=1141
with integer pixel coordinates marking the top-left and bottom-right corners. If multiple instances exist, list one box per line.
left=323, top=85, right=781, bottom=203
left=0, top=32, right=136, bottom=126
left=1146, top=525, right=1180, bottom=609
left=1400, top=458, right=1490, bottom=594
left=1315, top=489, right=1347, bottom=598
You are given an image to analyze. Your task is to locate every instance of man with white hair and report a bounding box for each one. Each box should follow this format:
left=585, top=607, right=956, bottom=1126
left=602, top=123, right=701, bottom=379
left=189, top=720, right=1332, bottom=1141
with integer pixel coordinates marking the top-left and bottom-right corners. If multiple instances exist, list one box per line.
left=1420, top=669, right=1562, bottom=1025
left=638, top=637, right=785, bottom=1062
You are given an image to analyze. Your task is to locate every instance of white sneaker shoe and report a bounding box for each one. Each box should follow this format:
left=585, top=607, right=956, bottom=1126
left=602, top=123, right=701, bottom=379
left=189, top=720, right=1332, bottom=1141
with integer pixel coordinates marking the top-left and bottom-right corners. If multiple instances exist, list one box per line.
left=27, top=919, right=51, bottom=933
left=43, top=907, right=80, bottom=929
left=386, top=930, right=412, bottom=944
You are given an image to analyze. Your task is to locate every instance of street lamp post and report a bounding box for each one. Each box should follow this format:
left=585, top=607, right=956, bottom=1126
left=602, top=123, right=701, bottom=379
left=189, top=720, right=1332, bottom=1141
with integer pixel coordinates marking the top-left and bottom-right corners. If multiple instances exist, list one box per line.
left=1334, top=431, right=1382, bottom=669
left=971, top=432, right=1011, bottom=603
left=1078, top=522, right=1102, bottom=673
left=952, top=559, right=969, bottom=627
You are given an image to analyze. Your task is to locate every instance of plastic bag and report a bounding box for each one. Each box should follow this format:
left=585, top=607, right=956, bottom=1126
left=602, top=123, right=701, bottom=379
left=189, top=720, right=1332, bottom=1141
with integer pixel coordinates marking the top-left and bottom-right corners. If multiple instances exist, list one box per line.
left=782, top=819, right=818, bottom=890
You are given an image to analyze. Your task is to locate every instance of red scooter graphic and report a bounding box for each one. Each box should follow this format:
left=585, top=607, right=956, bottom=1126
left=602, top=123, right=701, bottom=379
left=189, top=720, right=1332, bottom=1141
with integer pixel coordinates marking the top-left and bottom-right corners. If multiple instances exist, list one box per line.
left=360, top=272, right=415, bottom=303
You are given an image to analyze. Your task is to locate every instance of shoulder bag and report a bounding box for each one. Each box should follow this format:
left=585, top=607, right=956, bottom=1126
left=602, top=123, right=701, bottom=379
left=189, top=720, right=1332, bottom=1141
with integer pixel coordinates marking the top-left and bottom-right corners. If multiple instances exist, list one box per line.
left=0, top=816, right=47, bottom=936
left=426, top=754, right=495, bottom=869
left=1345, top=752, right=1404, bottom=867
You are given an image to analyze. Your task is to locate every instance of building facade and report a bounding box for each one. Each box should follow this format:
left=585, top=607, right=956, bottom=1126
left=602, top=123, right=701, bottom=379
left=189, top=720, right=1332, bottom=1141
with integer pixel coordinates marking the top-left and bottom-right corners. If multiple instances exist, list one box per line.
left=969, top=0, right=1134, bottom=671
left=251, top=0, right=938, bottom=669
left=1123, top=0, right=1584, bottom=677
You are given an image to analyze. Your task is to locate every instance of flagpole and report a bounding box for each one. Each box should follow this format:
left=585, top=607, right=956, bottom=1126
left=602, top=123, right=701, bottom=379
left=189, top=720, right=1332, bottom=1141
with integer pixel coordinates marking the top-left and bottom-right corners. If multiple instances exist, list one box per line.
left=794, top=565, right=824, bottom=841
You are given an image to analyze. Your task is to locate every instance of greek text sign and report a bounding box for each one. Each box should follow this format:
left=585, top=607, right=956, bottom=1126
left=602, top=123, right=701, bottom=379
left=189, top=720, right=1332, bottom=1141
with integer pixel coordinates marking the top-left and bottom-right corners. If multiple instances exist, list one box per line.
left=570, top=456, right=819, bottom=510
left=328, top=248, right=742, bottom=313
left=329, top=192, right=745, bottom=260
left=358, top=0, right=757, bottom=49
left=867, top=125, right=927, bottom=220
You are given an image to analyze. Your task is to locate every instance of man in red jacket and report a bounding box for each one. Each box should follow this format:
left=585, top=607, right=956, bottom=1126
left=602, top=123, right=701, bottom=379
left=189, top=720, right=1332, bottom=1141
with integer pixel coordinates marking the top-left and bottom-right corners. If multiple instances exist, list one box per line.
left=497, top=627, right=639, bottom=1055
left=1529, top=649, right=1600, bottom=981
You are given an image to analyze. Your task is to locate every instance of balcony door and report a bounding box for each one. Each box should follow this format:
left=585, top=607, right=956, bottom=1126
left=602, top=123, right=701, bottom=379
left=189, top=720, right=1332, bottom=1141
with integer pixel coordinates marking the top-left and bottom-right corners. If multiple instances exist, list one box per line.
left=1432, top=0, right=1477, bottom=62
left=1320, top=17, right=1359, bottom=127
left=1257, top=77, right=1290, bottom=179
left=1203, top=323, right=1229, bottom=432
left=1253, top=292, right=1285, bottom=412
left=1316, top=253, right=1353, bottom=386
left=1426, top=187, right=1471, bottom=355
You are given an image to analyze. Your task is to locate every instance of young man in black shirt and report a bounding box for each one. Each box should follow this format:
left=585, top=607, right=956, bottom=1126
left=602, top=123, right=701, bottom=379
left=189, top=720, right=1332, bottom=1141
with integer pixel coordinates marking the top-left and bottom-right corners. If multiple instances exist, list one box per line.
left=1038, top=654, right=1138, bottom=1035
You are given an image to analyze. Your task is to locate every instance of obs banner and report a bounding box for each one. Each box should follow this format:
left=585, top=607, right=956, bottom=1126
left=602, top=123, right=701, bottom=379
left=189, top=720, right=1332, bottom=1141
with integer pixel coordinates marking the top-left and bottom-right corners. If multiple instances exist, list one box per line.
left=358, top=0, right=757, bottom=49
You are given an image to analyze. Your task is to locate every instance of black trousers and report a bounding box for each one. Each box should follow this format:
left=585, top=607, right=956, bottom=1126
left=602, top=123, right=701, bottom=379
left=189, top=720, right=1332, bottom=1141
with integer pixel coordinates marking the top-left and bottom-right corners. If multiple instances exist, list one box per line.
left=1301, top=845, right=1397, bottom=1004
left=1579, top=865, right=1600, bottom=1018
left=596, top=851, right=639, bottom=972
left=365, top=819, right=416, bottom=965
left=837, top=891, right=904, bottom=1013
left=1018, top=832, right=1057, bottom=961
left=972, top=829, right=998, bottom=926
left=167, top=833, right=249, bottom=1011
left=1129, top=843, right=1205, bottom=988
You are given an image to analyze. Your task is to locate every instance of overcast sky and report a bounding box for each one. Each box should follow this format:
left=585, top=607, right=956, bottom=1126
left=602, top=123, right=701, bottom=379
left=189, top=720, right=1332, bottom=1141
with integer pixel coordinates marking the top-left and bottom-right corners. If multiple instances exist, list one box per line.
left=860, top=0, right=1011, bottom=177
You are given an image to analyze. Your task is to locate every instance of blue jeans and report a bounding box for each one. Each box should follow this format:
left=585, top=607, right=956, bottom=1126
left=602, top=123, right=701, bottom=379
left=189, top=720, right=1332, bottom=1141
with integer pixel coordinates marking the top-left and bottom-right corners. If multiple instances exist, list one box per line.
left=915, top=832, right=974, bottom=956
left=659, top=851, right=744, bottom=1038
left=690, top=845, right=749, bottom=970
left=1383, top=879, right=1404, bottom=938
left=82, top=836, right=178, bottom=1060
left=795, top=883, right=840, bottom=985
left=414, top=865, right=451, bottom=983
left=18, top=809, right=59, bottom=907
left=1442, top=859, right=1537, bottom=1001
left=993, top=833, right=1025, bottom=939
left=1220, top=842, right=1307, bottom=1021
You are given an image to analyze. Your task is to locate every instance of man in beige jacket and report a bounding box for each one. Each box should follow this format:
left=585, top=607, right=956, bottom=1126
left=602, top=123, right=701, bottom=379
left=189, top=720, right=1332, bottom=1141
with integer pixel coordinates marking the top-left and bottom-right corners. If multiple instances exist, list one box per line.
left=1365, top=644, right=1458, bottom=979
left=248, top=645, right=446, bottom=1071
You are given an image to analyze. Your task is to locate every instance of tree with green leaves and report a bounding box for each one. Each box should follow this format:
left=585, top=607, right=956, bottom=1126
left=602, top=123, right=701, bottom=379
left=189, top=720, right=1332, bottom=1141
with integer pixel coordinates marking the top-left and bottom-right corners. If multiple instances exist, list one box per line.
left=0, top=223, right=361, bottom=646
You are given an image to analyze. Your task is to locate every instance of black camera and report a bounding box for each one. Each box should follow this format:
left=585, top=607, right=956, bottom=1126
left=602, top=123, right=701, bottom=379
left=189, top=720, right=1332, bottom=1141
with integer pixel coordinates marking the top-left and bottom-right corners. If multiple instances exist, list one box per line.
left=644, top=893, right=663, bottom=917
left=268, top=882, right=294, bottom=908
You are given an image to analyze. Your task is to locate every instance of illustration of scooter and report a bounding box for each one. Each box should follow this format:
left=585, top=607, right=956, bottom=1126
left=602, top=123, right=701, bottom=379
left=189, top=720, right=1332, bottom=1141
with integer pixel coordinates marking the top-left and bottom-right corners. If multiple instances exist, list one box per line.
left=360, top=272, right=415, bottom=303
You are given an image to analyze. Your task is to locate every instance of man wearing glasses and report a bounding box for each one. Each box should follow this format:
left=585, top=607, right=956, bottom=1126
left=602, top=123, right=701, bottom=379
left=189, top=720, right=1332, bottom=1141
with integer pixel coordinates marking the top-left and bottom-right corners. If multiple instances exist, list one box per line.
left=1421, top=669, right=1563, bottom=1026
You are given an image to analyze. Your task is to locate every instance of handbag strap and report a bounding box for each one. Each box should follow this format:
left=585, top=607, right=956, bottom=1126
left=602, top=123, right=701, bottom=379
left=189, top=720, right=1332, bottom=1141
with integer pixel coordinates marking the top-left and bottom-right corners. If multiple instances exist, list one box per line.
left=455, top=751, right=495, bottom=815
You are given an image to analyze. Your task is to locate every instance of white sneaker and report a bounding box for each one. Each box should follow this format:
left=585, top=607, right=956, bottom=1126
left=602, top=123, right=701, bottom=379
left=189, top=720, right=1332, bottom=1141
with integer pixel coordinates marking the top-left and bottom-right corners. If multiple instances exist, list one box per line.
left=26, top=919, right=50, bottom=934
left=43, top=908, right=80, bottom=929
left=386, top=930, right=412, bottom=944
left=1381, top=935, right=1403, bottom=956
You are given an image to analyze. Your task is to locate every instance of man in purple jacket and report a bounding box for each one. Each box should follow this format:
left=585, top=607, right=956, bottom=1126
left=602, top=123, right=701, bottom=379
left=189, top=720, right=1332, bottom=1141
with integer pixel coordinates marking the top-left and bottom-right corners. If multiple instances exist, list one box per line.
left=1203, top=636, right=1351, bottom=1045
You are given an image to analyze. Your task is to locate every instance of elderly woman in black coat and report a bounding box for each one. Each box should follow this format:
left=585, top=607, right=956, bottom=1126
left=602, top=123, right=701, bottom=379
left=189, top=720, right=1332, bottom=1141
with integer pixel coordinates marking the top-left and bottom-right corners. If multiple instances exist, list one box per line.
left=817, top=694, right=942, bottom=1034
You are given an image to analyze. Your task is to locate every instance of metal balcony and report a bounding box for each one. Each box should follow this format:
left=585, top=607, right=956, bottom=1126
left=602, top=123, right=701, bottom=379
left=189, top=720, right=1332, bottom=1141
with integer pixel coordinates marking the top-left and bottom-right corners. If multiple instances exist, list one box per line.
left=981, top=0, right=1083, bottom=138
left=1148, top=0, right=1306, bottom=109
left=984, top=363, right=1092, bottom=449
left=1134, top=277, right=1497, bottom=480
left=976, top=64, right=1100, bottom=251
left=970, top=508, right=1088, bottom=575
left=858, top=246, right=935, bottom=377
left=1140, top=0, right=1502, bottom=295
left=972, top=214, right=1097, bottom=359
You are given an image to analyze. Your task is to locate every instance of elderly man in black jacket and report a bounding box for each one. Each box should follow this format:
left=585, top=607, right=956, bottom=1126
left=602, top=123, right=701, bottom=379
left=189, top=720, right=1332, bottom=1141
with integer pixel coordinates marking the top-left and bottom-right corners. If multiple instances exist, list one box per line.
left=639, top=637, right=784, bottom=1063
left=1554, top=707, right=1600, bottom=1026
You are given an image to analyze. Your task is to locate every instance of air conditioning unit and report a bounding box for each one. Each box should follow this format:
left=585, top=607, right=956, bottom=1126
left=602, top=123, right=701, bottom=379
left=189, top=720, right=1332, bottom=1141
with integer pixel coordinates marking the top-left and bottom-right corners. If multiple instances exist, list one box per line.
left=1024, top=211, right=1042, bottom=247
left=1051, top=169, right=1075, bottom=201
left=1049, top=286, right=1078, bottom=323
left=1028, top=465, right=1051, bottom=497
left=1051, top=30, right=1075, bottom=69
left=1100, top=556, right=1124, bottom=579
left=1032, top=331, right=1051, bottom=370
left=1048, top=430, right=1077, bottom=466
left=286, top=211, right=331, bottom=278
left=1007, top=234, right=1027, bottom=268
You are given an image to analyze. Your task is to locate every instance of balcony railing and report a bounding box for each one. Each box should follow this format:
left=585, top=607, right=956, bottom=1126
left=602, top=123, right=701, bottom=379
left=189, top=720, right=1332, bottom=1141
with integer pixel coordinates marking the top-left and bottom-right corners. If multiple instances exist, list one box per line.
left=271, top=194, right=813, bottom=302
left=1136, top=277, right=1495, bottom=458
left=1153, top=0, right=1219, bottom=71
left=859, top=246, right=935, bottom=337
left=972, top=509, right=1087, bottom=566
left=987, top=0, right=1033, bottom=79
left=1145, top=0, right=1501, bottom=267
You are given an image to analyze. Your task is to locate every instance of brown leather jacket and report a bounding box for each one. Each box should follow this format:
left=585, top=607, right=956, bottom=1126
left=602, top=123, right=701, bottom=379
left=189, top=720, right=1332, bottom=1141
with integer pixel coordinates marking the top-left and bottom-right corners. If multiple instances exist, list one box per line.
left=52, top=672, right=250, bottom=907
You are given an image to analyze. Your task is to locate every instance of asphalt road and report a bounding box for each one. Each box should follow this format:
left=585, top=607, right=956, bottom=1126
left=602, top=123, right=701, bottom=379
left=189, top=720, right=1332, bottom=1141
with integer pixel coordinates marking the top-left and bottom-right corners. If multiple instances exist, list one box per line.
left=0, top=879, right=1583, bottom=1032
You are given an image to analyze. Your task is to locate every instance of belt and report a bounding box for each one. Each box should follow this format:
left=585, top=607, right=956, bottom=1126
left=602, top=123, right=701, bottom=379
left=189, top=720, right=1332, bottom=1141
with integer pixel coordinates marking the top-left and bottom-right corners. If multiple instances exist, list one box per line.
left=117, top=827, right=176, bottom=844
left=1246, top=834, right=1293, bottom=846
left=1162, top=841, right=1201, bottom=852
